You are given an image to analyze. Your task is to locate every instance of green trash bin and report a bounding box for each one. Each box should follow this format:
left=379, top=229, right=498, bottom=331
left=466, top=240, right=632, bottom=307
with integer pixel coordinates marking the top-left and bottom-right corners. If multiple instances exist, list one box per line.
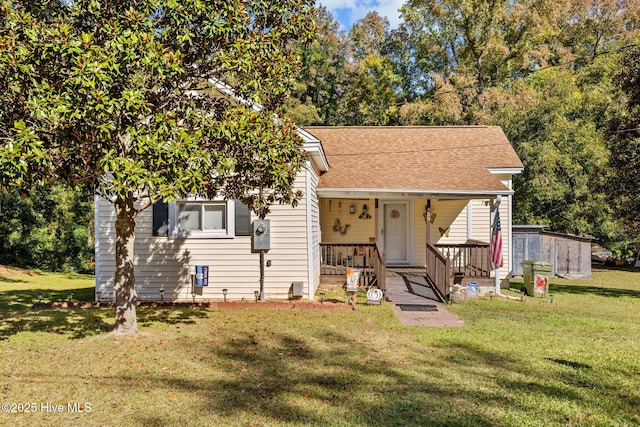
left=521, top=260, right=552, bottom=297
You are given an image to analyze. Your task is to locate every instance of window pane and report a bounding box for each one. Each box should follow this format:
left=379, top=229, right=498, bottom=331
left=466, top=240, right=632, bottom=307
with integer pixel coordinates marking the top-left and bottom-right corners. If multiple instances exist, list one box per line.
left=178, top=204, right=201, bottom=231
left=203, top=204, right=225, bottom=230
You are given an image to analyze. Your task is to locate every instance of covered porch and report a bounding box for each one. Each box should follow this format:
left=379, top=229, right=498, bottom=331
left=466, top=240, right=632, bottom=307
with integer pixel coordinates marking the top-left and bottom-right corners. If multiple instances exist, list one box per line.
left=306, top=126, right=523, bottom=301
left=318, top=197, right=497, bottom=301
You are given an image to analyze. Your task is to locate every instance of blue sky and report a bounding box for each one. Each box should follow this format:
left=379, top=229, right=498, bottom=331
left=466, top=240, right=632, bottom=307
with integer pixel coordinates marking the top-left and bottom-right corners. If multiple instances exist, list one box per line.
left=318, top=0, right=405, bottom=30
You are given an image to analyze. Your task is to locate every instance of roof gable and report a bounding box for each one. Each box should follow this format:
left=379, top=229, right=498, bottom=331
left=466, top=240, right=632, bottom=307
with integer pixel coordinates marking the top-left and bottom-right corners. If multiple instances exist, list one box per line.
left=304, top=126, right=523, bottom=196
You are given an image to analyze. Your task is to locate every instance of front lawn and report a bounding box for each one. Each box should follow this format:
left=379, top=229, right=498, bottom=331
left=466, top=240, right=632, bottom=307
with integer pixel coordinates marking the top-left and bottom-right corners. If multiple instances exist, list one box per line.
left=0, top=266, right=638, bottom=426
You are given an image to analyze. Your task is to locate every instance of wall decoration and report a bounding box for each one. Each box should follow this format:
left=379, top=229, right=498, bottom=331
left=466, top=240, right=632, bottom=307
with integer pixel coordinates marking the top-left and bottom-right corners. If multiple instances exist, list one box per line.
left=359, top=204, right=371, bottom=219
left=423, top=212, right=436, bottom=223
left=439, top=226, right=450, bottom=237
left=333, top=218, right=351, bottom=235
left=390, top=209, right=400, bottom=219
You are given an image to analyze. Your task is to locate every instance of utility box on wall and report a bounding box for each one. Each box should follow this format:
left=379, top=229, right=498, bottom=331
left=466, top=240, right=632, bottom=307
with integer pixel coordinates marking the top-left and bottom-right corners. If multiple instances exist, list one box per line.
left=251, top=220, right=270, bottom=252
left=291, top=281, right=304, bottom=299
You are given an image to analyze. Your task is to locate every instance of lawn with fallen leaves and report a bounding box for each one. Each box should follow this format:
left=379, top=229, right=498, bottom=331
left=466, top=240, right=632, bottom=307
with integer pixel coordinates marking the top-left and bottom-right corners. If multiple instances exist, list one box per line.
left=0, top=266, right=639, bottom=426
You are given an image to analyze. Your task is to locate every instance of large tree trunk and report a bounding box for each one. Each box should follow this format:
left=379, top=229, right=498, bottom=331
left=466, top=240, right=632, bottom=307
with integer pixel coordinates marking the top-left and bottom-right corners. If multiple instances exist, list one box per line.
left=113, top=196, right=138, bottom=334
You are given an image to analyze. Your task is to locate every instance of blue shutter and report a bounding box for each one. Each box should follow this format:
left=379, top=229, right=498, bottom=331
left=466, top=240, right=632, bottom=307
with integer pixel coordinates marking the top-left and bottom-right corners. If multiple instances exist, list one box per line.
left=234, top=200, right=251, bottom=236
left=152, top=202, right=169, bottom=236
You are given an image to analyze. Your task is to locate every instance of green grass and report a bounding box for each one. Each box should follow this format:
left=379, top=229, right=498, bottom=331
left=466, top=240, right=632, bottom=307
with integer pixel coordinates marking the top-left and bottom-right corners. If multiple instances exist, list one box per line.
left=0, top=266, right=639, bottom=426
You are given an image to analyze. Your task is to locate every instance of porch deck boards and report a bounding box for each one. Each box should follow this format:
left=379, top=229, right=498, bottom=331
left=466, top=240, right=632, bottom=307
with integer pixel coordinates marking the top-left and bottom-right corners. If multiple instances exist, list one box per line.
left=385, top=268, right=440, bottom=303
left=384, top=270, right=465, bottom=327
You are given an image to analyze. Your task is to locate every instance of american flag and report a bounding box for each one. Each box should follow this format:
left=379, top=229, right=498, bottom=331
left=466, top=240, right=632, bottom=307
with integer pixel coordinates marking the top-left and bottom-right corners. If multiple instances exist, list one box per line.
left=490, top=210, right=504, bottom=269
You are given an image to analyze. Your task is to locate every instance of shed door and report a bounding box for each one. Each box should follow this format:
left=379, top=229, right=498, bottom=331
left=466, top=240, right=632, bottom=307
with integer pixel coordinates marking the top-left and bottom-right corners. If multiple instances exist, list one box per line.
left=556, top=239, right=582, bottom=276
left=383, top=202, right=409, bottom=265
left=513, top=237, right=526, bottom=276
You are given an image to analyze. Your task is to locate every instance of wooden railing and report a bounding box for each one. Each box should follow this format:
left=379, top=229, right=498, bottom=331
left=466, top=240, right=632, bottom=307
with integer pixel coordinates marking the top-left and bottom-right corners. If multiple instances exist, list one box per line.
left=320, top=243, right=383, bottom=288
left=435, top=243, right=491, bottom=278
left=372, top=241, right=386, bottom=290
left=426, top=242, right=451, bottom=300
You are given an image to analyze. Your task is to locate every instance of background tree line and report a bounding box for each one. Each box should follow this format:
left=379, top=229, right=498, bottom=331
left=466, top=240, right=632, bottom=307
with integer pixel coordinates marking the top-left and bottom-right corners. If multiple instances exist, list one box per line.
left=1, top=0, right=638, bottom=273
left=0, top=185, right=94, bottom=272
left=284, top=0, right=640, bottom=259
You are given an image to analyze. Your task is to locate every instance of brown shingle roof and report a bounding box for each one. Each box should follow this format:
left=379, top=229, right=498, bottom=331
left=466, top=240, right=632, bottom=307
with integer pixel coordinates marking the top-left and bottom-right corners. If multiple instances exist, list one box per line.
left=304, top=126, right=523, bottom=194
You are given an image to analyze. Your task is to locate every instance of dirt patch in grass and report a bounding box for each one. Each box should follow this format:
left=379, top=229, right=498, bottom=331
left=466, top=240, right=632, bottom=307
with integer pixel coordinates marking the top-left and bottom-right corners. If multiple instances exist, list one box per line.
left=0, top=264, right=42, bottom=277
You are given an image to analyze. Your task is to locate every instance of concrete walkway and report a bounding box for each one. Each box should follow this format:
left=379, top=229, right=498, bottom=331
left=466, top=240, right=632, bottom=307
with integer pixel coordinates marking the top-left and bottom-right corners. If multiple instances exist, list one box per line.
left=385, top=269, right=464, bottom=327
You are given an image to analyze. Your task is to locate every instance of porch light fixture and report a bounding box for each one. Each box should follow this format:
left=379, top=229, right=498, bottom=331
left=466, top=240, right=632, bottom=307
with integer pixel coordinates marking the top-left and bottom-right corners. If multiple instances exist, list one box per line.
left=159, top=288, right=165, bottom=302
left=359, top=204, right=371, bottom=219
left=222, top=288, right=228, bottom=302
left=349, top=204, right=356, bottom=214
left=254, top=290, right=260, bottom=303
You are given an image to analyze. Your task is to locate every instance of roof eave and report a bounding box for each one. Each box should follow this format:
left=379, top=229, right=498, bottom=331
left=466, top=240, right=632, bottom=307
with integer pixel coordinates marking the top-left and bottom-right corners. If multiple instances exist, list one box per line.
left=488, top=167, right=524, bottom=175
left=317, top=188, right=514, bottom=199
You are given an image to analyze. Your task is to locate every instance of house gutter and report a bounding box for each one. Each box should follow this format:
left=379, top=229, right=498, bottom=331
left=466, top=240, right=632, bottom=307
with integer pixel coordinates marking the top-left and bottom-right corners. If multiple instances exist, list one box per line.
left=317, top=188, right=514, bottom=199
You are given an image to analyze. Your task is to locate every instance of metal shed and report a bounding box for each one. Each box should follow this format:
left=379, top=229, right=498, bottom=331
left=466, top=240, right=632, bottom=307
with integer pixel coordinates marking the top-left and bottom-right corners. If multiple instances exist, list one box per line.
left=512, top=225, right=592, bottom=277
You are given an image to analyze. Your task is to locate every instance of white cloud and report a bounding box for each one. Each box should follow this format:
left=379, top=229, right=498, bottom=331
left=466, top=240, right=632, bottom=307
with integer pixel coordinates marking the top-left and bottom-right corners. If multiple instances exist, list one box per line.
left=318, top=0, right=405, bottom=30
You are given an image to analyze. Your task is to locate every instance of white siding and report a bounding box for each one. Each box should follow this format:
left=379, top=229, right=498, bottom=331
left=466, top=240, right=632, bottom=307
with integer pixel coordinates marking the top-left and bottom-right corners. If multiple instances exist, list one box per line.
left=431, top=199, right=469, bottom=245
left=95, top=173, right=314, bottom=301
left=320, top=198, right=376, bottom=244
left=306, top=161, right=321, bottom=297
left=413, top=198, right=428, bottom=266
left=422, top=195, right=513, bottom=279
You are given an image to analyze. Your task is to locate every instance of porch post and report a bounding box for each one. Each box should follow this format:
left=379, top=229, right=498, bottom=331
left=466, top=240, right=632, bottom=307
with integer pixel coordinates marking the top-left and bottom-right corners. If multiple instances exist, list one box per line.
left=491, top=196, right=502, bottom=295
left=375, top=199, right=379, bottom=243
left=425, top=199, right=431, bottom=246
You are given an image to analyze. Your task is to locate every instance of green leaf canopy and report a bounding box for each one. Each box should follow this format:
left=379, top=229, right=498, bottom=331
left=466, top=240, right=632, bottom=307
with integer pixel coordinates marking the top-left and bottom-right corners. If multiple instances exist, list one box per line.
left=0, top=0, right=316, bottom=333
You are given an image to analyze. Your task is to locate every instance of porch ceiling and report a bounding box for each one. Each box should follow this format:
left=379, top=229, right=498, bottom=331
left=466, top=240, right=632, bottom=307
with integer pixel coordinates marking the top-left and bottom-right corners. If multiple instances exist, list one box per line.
left=305, top=126, right=523, bottom=195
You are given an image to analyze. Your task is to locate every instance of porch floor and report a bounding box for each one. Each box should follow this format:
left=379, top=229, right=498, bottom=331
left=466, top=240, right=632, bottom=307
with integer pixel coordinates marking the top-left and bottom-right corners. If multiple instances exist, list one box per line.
left=385, top=268, right=465, bottom=327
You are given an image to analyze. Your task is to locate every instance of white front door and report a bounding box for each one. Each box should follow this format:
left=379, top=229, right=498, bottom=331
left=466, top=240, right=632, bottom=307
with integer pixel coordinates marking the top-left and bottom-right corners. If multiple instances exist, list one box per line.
left=382, top=202, right=410, bottom=265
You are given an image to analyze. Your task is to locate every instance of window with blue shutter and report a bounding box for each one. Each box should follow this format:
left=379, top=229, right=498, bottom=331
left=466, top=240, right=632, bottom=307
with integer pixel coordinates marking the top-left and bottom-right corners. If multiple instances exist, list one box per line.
left=152, top=201, right=169, bottom=236
left=234, top=200, right=251, bottom=236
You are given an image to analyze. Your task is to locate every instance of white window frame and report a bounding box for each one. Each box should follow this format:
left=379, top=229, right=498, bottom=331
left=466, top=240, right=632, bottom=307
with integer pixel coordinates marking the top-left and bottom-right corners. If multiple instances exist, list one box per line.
left=168, top=198, right=235, bottom=239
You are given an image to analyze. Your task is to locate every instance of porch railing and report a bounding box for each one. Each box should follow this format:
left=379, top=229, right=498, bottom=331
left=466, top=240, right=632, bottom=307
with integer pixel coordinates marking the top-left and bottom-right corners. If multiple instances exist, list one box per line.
left=427, top=243, right=453, bottom=301
left=372, top=241, right=386, bottom=290
left=435, top=243, right=491, bottom=278
left=426, top=242, right=451, bottom=300
left=320, top=243, right=384, bottom=288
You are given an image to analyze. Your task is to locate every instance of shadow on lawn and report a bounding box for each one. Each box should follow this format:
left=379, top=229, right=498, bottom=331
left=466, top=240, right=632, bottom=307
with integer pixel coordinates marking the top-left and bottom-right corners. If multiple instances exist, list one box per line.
left=113, top=328, right=637, bottom=426
left=0, top=287, right=96, bottom=310
left=0, top=287, right=209, bottom=340
left=130, top=329, right=501, bottom=426
left=550, top=283, right=640, bottom=299
left=120, top=328, right=626, bottom=426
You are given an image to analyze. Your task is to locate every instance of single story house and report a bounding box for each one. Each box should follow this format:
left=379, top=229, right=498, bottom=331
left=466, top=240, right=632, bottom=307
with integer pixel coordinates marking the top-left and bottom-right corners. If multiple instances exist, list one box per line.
left=95, top=125, right=523, bottom=301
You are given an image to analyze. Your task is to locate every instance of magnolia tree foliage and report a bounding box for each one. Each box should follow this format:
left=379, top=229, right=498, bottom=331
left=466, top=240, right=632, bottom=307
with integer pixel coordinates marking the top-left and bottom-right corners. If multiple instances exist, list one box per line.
left=0, top=0, right=316, bottom=333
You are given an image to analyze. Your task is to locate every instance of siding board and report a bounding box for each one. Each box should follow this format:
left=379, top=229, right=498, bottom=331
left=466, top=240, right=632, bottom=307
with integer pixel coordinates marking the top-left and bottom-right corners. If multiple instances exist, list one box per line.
left=96, top=172, right=314, bottom=301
